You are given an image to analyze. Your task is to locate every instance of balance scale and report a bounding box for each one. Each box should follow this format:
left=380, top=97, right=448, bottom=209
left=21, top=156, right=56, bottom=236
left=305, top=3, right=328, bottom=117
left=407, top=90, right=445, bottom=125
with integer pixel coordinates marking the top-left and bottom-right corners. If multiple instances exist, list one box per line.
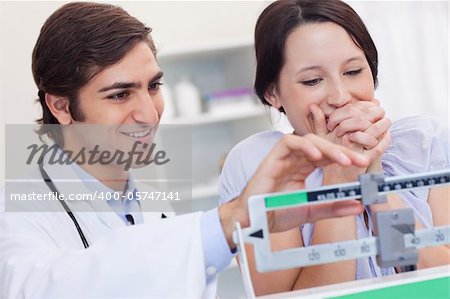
left=233, top=169, right=450, bottom=298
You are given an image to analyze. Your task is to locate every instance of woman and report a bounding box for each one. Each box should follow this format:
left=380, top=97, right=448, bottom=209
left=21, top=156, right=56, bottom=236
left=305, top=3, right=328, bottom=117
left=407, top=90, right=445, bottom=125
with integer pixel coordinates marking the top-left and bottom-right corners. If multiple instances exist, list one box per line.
left=219, top=0, right=450, bottom=295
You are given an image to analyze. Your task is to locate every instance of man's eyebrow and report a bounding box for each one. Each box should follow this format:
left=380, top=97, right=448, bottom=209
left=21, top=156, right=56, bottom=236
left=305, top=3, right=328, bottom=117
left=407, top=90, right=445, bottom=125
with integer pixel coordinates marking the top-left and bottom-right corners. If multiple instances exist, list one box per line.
left=150, top=71, right=164, bottom=83
left=98, top=82, right=142, bottom=93
left=97, top=71, right=164, bottom=93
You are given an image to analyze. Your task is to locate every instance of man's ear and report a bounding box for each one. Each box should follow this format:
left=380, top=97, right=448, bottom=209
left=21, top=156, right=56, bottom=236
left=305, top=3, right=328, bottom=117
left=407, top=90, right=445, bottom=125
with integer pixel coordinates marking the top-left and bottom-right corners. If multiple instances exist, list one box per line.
left=263, top=84, right=282, bottom=109
left=45, top=94, right=72, bottom=125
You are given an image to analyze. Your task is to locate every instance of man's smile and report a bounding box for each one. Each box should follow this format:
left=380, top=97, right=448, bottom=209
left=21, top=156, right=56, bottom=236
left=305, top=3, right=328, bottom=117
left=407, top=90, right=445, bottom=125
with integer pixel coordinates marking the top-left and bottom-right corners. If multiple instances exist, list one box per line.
left=121, top=127, right=152, bottom=138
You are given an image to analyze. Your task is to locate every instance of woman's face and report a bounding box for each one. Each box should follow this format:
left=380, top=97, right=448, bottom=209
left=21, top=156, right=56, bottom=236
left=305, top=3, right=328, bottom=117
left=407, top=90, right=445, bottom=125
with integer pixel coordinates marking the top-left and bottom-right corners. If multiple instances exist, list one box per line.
left=266, top=22, right=375, bottom=135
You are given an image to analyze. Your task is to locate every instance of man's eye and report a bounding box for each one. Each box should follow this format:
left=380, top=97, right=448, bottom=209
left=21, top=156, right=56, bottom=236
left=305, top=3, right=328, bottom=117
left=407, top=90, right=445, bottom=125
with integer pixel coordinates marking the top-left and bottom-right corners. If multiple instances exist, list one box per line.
left=300, top=78, right=323, bottom=86
left=149, top=82, right=163, bottom=91
left=108, top=92, right=129, bottom=101
left=344, top=69, right=362, bottom=76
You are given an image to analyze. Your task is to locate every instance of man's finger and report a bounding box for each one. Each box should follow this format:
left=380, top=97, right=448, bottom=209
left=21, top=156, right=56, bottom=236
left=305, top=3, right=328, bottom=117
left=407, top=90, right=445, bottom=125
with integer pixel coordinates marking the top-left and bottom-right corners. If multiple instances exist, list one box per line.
left=305, top=134, right=369, bottom=166
left=275, top=134, right=322, bottom=161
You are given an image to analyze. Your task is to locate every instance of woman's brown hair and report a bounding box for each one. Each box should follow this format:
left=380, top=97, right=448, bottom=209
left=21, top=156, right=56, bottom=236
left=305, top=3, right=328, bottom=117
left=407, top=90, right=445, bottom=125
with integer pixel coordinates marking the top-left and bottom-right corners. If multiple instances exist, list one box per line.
left=254, top=0, right=378, bottom=113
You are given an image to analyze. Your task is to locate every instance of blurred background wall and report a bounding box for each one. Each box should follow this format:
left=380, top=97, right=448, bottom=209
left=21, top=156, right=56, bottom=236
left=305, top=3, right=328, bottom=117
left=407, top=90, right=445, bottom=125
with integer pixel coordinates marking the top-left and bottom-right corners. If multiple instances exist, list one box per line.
left=0, top=0, right=448, bottom=182
left=0, top=2, right=448, bottom=298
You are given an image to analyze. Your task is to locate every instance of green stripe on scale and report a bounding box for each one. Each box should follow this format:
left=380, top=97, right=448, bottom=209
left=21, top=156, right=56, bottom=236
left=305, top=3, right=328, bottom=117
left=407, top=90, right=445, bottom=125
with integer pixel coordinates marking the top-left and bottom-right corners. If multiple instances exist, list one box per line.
left=330, top=276, right=450, bottom=299
left=265, top=191, right=308, bottom=208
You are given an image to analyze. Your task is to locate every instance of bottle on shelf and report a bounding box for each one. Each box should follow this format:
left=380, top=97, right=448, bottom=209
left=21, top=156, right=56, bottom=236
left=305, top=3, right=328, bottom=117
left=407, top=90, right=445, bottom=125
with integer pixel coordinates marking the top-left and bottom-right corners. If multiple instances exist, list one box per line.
left=174, top=77, right=202, bottom=117
left=161, top=83, right=176, bottom=120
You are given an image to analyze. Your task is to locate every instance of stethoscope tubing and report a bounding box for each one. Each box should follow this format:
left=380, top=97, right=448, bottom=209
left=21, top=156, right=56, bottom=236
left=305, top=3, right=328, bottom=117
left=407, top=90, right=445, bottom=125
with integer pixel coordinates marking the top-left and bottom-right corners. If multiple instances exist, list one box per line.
left=38, top=162, right=90, bottom=249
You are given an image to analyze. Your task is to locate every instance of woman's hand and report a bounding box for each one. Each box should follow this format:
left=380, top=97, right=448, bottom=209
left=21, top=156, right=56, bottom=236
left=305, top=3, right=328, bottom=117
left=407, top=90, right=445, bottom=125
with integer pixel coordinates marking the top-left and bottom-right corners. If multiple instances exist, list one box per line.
left=309, top=101, right=391, bottom=183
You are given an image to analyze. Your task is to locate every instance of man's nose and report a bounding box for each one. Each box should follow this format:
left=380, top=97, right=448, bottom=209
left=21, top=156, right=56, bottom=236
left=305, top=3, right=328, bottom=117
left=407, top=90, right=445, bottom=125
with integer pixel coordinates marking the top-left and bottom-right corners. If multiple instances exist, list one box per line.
left=131, top=93, right=160, bottom=125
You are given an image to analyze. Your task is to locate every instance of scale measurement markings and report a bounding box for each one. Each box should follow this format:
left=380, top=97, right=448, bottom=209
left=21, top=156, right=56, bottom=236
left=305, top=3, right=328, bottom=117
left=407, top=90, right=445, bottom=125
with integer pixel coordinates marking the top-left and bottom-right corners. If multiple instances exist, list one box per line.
left=269, top=226, right=450, bottom=269
left=265, top=170, right=450, bottom=210
left=300, top=238, right=378, bottom=267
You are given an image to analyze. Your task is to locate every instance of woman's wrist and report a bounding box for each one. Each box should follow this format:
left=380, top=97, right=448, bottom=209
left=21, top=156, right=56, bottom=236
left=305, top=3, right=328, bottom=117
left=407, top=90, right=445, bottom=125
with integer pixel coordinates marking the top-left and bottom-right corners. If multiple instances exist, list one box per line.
left=366, top=157, right=382, bottom=173
left=322, top=165, right=363, bottom=185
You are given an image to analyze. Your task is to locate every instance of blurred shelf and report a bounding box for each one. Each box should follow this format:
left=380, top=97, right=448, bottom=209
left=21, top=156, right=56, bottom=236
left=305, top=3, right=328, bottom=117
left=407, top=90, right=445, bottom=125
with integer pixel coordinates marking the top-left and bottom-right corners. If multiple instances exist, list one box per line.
left=155, top=38, right=273, bottom=212
left=161, top=105, right=267, bottom=126
left=157, top=38, right=253, bottom=61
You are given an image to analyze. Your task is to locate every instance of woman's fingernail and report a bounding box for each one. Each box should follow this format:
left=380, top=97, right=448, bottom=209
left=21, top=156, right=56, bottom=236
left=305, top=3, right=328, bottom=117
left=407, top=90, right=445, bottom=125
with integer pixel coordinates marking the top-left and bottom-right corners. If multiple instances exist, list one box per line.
left=357, top=154, right=370, bottom=164
left=339, top=153, right=351, bottom=165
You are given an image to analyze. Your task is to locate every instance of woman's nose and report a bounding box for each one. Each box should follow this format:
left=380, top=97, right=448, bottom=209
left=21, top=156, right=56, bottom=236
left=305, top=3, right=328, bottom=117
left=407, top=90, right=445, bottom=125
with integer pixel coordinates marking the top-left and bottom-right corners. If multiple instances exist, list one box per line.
left=325, top=80, right=352, bottom=108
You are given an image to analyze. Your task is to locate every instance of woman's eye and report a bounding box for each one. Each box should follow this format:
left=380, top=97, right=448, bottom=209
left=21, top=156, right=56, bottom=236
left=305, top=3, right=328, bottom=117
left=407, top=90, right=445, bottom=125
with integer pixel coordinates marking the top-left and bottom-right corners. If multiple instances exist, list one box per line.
left=300, top=78, right=323, bottom=86
left=344, top=69, right=362, bottom=76
left=149, top=82, right=163, bottom=91
left=107, top=92, right=129, bottom=101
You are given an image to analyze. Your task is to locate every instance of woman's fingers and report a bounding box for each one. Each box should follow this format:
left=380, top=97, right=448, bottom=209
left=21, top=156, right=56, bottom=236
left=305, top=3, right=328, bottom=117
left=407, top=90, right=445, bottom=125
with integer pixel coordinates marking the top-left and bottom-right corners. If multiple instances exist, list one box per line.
left=335, top=117, right=373, bottom=137
left=327, top=101, right=384, bottom=132
left=362, top=105, right=385, bottom=123
left=309, top=104, right=328, bottom=136
left=363, top=118, right=391, bottom=140
left=348, top=118, right=391, bottom=149
left=348, top=131, right=378, bottom=149
left=365, top=132, right=392, bottom=161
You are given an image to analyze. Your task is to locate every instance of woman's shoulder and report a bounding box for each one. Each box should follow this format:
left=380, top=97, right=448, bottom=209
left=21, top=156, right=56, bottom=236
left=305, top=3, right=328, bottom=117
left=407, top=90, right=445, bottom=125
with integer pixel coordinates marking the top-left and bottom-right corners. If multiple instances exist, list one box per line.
left=219, top=130, right=284, bottom=204
left=383, top=115, right=449, bottom=174
left=235, top=130, right=284, bottom=147
left=230, top=130, right=284, bottom=155
left=389, top=115, right=445, bottom=137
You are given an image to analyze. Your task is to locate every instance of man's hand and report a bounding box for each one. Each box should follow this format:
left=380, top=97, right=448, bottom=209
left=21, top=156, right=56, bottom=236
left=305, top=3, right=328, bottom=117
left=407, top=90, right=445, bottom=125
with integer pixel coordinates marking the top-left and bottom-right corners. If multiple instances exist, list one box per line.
left=218, top=134, right=369, bottom=249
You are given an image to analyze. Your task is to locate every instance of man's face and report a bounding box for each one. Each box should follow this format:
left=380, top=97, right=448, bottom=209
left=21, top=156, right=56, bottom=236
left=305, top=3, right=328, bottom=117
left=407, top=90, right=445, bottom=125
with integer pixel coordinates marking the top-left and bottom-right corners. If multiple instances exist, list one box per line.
left=64, top=41, right=164, bottom=168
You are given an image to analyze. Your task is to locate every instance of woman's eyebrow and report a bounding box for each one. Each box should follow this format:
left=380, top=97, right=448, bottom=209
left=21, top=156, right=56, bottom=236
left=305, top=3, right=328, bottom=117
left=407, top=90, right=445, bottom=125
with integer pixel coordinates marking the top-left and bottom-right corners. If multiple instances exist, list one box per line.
left=344, top=56, right=365, bottom=64
left=296, top=65, right=322, bottom=76
left=295, top=56, right=365, bottom=75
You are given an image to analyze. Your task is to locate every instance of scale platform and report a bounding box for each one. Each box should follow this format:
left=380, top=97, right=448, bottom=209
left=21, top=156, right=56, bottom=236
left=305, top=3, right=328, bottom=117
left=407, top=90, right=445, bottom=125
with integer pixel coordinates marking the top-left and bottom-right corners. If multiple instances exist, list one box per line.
left=259, top=265, right=450, bottom=299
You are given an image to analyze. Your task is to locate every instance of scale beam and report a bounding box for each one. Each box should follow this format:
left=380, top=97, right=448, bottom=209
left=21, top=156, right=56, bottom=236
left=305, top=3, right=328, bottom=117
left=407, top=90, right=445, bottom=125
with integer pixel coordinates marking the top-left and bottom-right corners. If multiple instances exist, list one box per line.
left=233, top=169, right=450, bottom=273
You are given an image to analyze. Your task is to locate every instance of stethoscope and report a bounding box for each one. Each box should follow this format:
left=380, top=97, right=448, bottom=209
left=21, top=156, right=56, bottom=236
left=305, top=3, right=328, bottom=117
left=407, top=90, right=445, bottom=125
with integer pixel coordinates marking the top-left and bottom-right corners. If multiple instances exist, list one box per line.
left=38, top=162, right=90, bottom=248
left=38, top=163, right=167, bottom=249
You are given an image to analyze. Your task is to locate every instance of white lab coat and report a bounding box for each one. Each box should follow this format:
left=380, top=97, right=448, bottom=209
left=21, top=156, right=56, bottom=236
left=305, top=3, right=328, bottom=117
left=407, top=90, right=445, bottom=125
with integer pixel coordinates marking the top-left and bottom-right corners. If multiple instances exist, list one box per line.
left=0, top=158, right=217, bottom=298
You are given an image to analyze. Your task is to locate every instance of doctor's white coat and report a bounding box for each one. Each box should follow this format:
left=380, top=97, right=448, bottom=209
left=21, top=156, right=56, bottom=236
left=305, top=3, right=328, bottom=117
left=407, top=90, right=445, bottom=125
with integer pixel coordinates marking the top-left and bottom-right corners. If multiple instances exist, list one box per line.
left=0, top=160, right=218, bottom=299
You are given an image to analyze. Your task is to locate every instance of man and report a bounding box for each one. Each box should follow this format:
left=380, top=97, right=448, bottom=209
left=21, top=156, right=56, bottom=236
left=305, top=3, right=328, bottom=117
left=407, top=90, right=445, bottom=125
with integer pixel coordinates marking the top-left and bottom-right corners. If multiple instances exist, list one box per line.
left=0, top=2, right=369, bottom=298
